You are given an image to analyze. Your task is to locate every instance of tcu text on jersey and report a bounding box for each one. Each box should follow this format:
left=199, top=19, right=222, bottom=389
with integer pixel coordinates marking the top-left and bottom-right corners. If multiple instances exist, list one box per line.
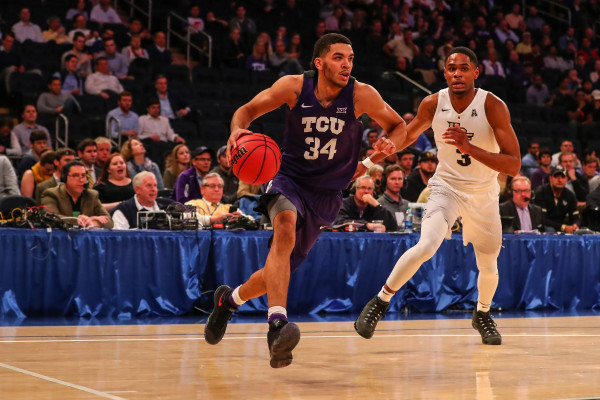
left=301, top=116, right=346, bottom=134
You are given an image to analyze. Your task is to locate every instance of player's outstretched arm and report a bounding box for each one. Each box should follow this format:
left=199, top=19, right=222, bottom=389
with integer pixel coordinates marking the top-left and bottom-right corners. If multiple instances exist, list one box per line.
left=227, top=75, right=302, bottom=163
left=442, top=94, right=521, bottom=176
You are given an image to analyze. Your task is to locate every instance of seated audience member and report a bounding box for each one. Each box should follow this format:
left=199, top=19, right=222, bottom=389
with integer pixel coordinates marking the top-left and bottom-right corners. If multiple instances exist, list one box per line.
left=269, top=39, right=303, bottom=76
left=396, top=148, right=415, bottom=178
left=106, top=91, right=139, bottom=140
left=93, top=153, right=134, bottom=211
left=68, top=13, right=100, bottom=47
left=146, top=31, right=172, bottom=73
left=96, top=37, right=129, bottom=78
left=366, top=164, right=384, bottom=198
left=209, top=145, right=238, bottom=204
left=245, top=40, right=270, bottom=71
left=551, top=140, right=578, bottom=167
left=120, top=138, right=164, bottom=189
left=587, top=185, right=600, bottom=209
left=61, top=32, right=93, bottom=77
left=43, top=16, right=70, bottom=44
left=185, top=172, right=242, bottom=227
left=57, top=54, right=85, bottom=95
left=531, top=147, right=552, bottom=189
left=66, top=0, right=91, bottom=21
left=334, top=175, right=398, bottom=232
left=0, top=154, right=20, bottom=198
left=559, top=152, right=589, bottom=205
left=41, top=160, right=113, bottom=228
left=37, top=77, right=80, bottom=115
left=499, top=175, right=545, bottom=233
left=0, top=118, right=21, bottom=157
left=534, top=165, right=579, bottom=233
left=138, top=98, right=185, bottom=164
left=13, top=105, right=52, bottom=154
left=34, top=147, right=76, bottom=204
left=17, top=130, right=49, bottom=180
left=0, top=33, right=25, bottom=94
left=111, top=171, right=160, bottom=229
left=90, top=0, right=122, bottom=25
left=12, top=8, right=43, bottom=43
left=163, top=144, right=190, bottom=190
left=85, top=57, right=124, bottom=100
left=377, top=164, right=409, bottom=224
left=173, top=146, right=212, bottom=203
left=77, top=138, right=101, bottom=188
left=521, top=141, right=540, bottom=177
left=21, top=149, right=55, bottom=198
left=94, top=136, right=112, bottom=169
left=153, top=75, right=192, bottom=119
left=121, top=34, right=148, bottom=62
left=402, top=151, right=438, bottom=202
left=222, top=27, right=247, bottom=69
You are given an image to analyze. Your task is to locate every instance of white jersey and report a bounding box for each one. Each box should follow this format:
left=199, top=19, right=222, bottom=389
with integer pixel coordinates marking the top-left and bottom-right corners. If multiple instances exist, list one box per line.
left=431, top=88, right=500, bottom=193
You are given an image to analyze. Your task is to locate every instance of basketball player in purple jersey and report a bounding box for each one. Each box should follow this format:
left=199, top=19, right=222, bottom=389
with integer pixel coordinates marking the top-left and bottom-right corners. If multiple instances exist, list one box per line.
left=354, top=47, right=521, bottom=345
left=203, top=33, right=407, bottom=368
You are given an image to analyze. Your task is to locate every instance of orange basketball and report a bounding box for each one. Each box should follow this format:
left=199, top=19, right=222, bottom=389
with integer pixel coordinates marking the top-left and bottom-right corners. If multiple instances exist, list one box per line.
left=231, top=133, right=281, bottom=185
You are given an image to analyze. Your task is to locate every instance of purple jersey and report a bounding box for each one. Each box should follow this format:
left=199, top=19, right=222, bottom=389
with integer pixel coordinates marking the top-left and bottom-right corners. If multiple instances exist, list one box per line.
left=277, top=71, right=364, bottom=191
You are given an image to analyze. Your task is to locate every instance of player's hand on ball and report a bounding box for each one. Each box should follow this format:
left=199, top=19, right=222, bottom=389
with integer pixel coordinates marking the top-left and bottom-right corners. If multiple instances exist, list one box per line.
left=227, top=128, right=253, bottom=165
left=373, top=138, right=396, bottom=155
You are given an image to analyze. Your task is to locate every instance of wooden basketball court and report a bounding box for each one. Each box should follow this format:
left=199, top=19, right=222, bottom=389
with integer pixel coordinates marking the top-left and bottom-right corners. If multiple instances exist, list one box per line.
left=1, top=315, right=599, bottom=399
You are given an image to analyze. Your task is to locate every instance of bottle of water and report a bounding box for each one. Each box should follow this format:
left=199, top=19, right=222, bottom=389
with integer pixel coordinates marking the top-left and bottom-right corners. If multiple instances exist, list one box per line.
left=404, top=205, right=413, bottom=233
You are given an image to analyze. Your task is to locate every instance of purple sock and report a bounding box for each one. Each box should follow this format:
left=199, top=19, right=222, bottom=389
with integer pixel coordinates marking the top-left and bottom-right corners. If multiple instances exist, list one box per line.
left=268, top=313, right=288, bottom=323
left=228, top=294, right=238, bottom=308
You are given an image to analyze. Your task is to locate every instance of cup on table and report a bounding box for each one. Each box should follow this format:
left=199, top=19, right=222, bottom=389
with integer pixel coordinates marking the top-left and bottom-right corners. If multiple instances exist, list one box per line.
left=372, top=220, right=384, bottom=233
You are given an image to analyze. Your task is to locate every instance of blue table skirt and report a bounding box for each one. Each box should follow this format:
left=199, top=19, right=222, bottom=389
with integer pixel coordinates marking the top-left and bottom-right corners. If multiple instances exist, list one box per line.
left=2, top=229, right=599, bottom=318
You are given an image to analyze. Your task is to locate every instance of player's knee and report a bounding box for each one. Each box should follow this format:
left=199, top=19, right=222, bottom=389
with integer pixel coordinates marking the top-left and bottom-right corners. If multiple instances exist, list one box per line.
left=474, top=250, right=499, bottom=275
left=413, top=238, right=440, bottom=262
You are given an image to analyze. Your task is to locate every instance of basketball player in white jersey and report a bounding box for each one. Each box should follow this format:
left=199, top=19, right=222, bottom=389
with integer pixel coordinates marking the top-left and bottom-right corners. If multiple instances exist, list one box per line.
left=354, top=47, right=521, bottom=345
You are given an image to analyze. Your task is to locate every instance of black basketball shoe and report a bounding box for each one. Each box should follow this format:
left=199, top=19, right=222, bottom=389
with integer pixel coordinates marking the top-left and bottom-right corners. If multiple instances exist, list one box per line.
left=204, top=285, right=237, bottom=345
left=472, top=309, right=502, bottom=345
left=354, top=295, right=389, bottom=339
left=267, top=318, right=301, bottom=368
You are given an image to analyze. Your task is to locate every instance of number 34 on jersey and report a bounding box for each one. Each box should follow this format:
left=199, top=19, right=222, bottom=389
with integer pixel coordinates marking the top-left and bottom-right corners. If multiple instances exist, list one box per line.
left=302, top=116, right=345, bottom=160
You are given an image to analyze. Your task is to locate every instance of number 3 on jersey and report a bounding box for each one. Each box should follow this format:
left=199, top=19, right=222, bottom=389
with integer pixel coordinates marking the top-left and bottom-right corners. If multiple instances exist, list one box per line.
left=456, top=149, right=471, bottom=166
left=304, top=137, right=337, bottom=160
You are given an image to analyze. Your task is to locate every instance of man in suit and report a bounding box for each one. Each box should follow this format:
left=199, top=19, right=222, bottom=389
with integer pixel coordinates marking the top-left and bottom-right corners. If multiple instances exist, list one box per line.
left=40, top=160, right=113, bottom=228
left=34, top=147, right=76, bottom=204
left=499, top=175, right=545, bottom=233
left=153, top=75, right=192, bottom=119
left=77, top=138, right=102, bottom=189
left=112, top=171, right=160, bottom=229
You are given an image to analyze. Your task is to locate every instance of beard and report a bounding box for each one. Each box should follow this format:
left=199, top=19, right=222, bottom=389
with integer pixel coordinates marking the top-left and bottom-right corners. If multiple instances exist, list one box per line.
left=322, top=62, right=348, bottom=89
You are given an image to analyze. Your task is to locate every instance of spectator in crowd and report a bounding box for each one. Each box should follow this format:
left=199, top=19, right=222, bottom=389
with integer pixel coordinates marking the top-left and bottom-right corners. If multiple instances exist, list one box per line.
left=120, top=137, right=164, bottom=189
left=245, top=39, right=270, bottom=71
left=494, top=19, right=519, bottom=44
left=153, top=75, right=192, bottom=119
left=0, top=118, right=21, bottom=157
left=37, top=77, right=81, bottom=115
left=138, top=98, right=185, bottom=164
left=21, top=149, right=55, bottom=198
left=111, top=171, right=160, bottom=229
left=558, top=26, right=577, bottom=53
left=85, top=57, right=124, bottom=100
left=127, top=18, right=152, bottom=45
left=146, top=31, right=172, bottom=73
left=68, top=13, right=99, bottom=46
left=559, top=152, right=589, bottom=206
left=185, top=172, right=242, bottom=227
left=41, top=160, right=113, bottom=228
left=0, top=33, right=25, bottom=94
left=94, top=136, right=112, bottom=169
left=531, top=147, right=552, bottom=189
left=93, top=153, right=134, bottom=211
left=16, top=130, right=49, bottom=179
left=106, top=91, right=139, bottom=140
left=377, top=164, right=409, bottom=223
left=499, top=175, right=545, bottom=233
left=587, top=185, right=600, bottom=210
left=186, top=5, right=204, bottom=33
left=13, top=106, right=52, bottom=154
left=568, top=89, right=593, bottom=125
left=210, top=145, right=238, bottom=204
left=505, top=3, right=524, bottom=29
left=526, top=73, right=551, bottom=106
left=173, top=146, right=212, bottom=203
left=12, top=8, right=43, bottom=43
left=121, top=34, right=148, bottom=62
left=383, top=27, right=420, bottom=62
left=229, top=5, right=256, bottom=48
left=96, top=37, right=129, bottom=78
left=66, top=0, right=91, bottom=22
left=0, top=154, right=20, bottom=198
left=582, top=155, right=599, bottom=186
left=269, top=39, right=303, bottom=76
left=397, top=148, right=414, bottom=178
left=43, top=16, right=70, bottom=44
left=363, top=129, right=380, bottom=149
left=544, top=44, right=573, bottom=72
left=90, top=0, right=122, bottom=25
left=521, top=141, right=540, bottom=177
left=163, top=144, right=190, bottom=189
left=551, top=140, right=578, bottom=167
left=403, top=151, right=438, bottom=202
left=34, top=147, right=76, bottom=204
left=515, top=31, right=533, bottom=58
left=61, top=32, right=93, bottom=77
left=525, top=6, right=545, bottom=33
left=534, top=165, right=579, bottom=233
left=481, top=47, right=506, bottom=78
left=334, top=175, right=397, bottom=232
left=56, top=54, right=85, bottom=95
left=222, top=27, right=247, bottom=69
left=77, top=138, right=101, bottom=188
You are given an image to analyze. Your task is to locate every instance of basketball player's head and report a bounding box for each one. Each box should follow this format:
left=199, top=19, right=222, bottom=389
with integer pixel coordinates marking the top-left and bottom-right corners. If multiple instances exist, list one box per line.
left=311, top=33, right=353, bottom=88
left=444, top=47, right=479, bottom=95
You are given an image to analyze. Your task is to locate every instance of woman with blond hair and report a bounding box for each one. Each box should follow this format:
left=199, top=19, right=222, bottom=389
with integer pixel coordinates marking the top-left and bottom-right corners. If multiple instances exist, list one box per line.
left=120, top=138, right=164, bottom=189
left=162, top=144, right=190, bottom=189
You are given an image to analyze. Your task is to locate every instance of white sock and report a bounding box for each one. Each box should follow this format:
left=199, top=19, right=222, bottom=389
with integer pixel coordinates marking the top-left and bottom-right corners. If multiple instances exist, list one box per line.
left=378, top=286, right=395, bottom=302
left=231, top=286, right=246, bottom=306
left=268, top=306, right=287, bottom=320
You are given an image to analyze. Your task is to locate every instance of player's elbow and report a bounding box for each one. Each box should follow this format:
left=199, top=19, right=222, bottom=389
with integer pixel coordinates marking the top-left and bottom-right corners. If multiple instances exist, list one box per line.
left=507, top=157, right=521, bottom=176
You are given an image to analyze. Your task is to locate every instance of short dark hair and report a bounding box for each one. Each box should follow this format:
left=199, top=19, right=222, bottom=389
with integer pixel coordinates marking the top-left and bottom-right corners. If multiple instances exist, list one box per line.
left=62, top=160, right=85, bottom=180
left=30, top=130, right=47, bottom=143
left=538, top=147, right=552, bottom=158
left=73, top=31, right=86, bottom=41
left=64, top=53, right=78, bottom=63
left=147, top=98, right=160, bottom=108
left=445, top=46, right=478, bottom=66
left=94, top=56, right=107, bottom=66
left=40, top=150, right=56, bottom=165
left=77, top=138, right=97, bottom=153
left=119, top=91, right=132, bottom=99
left=311, top=33, right=352, bottom=70
left=55, top=147, right=76, bottom=161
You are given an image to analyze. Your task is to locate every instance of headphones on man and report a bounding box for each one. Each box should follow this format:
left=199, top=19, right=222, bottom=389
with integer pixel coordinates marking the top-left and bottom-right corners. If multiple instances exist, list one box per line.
left=507, top=176, right=534, bottom=201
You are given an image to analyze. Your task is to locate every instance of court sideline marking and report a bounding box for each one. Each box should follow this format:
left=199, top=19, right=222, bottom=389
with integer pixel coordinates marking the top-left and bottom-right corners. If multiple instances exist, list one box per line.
left=0, top=362, right=126, bottom=400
